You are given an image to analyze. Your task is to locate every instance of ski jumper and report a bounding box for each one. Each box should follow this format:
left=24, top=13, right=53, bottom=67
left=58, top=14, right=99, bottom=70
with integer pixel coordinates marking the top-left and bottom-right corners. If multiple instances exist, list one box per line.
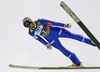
left=29, top=19, right=95, bottom=65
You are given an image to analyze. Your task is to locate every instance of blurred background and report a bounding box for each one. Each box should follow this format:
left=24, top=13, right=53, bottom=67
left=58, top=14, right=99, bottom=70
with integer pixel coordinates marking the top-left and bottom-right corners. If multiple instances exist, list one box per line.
left=0, top=0, right=100, bottom=72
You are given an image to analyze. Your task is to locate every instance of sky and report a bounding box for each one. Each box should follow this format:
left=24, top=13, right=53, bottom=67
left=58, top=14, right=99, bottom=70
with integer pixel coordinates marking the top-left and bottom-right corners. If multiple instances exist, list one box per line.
left=0, top=0, right=100, bottom=72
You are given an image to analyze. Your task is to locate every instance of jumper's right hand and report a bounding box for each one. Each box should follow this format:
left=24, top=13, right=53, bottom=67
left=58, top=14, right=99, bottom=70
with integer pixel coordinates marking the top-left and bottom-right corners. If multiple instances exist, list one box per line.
left=46, top=44, right=52, bottom=50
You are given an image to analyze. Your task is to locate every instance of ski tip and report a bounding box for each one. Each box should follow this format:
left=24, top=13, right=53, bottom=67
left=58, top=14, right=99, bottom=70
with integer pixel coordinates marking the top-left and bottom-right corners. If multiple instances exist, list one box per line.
left=9, top=64, right=12, bottom=67
left=9, top=64, right=14, bottom=67
left=60, top=1, right=63, bottom=4
left=60, top=1, right=65, bottom=7
left=60, top=1, right=65, bottom=4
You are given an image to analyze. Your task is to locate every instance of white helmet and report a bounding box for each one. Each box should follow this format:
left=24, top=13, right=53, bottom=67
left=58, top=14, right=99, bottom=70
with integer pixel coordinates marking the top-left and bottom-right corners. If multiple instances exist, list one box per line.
left=23, top=17, right=32, bottom=27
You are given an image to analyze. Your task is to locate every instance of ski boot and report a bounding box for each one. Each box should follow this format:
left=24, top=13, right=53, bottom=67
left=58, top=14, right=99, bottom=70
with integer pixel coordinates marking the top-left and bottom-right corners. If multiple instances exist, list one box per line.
left=72, top=62, right=83, bottom=67
left=68, top=62, right=83, bottom=67
left=91, top=41, right=96, bottom=46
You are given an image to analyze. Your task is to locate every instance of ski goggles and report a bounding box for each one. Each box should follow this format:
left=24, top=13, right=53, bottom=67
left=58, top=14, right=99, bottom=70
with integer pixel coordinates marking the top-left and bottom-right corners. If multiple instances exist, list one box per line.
left=24, top=21, right=31, bottom=27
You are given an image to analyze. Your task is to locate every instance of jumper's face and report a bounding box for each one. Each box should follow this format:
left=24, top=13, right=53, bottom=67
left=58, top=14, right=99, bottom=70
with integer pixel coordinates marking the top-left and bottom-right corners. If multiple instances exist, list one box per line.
left=27, top=22, right=35, bottom=29
left=23, top=17, right=36, bottom=29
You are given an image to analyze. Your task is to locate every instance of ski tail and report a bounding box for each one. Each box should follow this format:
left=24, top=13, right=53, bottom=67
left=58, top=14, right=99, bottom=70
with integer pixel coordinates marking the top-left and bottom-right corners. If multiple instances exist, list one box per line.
left=60, top=1, right=100, bottom=50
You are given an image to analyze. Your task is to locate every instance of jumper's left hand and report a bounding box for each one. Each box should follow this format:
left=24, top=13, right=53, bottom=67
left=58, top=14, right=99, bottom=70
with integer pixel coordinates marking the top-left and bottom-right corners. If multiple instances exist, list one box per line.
left=46, top=44, right=52, bottom=50
left=64, top=23, right=71, bottom=28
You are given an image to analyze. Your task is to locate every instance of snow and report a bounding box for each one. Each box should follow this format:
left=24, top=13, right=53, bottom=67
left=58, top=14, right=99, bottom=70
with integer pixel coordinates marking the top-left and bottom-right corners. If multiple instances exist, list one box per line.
left=0, top=0, right=100, bottom=72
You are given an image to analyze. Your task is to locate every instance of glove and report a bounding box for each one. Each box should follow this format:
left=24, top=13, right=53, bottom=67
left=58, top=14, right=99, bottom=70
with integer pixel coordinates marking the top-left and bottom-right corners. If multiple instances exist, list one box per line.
left=46, top=44, right=52, bottom=50
left=64, top=23, right=71, bottom=28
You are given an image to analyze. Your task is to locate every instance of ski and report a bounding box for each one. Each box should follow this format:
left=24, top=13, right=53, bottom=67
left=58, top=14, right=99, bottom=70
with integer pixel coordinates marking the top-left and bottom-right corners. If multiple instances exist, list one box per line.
left=9, top=64, right=100, bottom=69
left=60, top=1, right=100, bottom=50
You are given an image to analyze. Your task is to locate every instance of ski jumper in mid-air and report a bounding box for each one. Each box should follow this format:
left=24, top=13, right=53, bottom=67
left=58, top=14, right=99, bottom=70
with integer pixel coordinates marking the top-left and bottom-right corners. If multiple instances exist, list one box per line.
left=23, top=17, right=96, bottom=66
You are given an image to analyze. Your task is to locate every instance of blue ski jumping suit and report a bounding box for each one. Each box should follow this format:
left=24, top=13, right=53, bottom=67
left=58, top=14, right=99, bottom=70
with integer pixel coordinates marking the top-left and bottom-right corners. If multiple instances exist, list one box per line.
left=29, top=19, right=95, bottom=65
